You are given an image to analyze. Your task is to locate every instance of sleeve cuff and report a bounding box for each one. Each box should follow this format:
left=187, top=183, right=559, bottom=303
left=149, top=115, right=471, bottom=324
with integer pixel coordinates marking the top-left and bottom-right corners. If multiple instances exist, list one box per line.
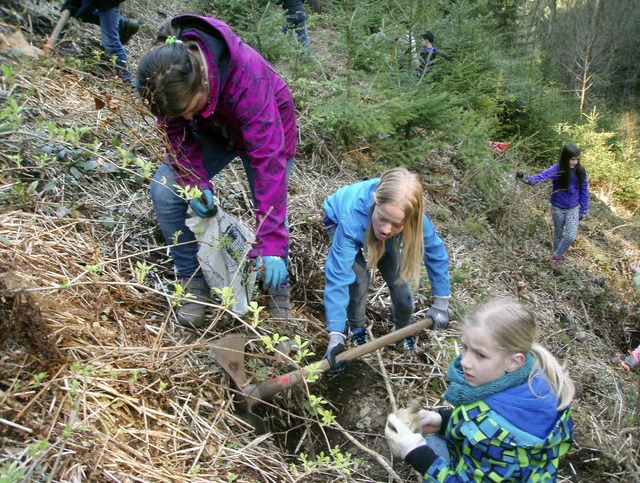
left=437, top=408, right=453, bottom=435
left=404, top=445, right=437, bottom=475
left=432, top=296, right=450, bottom=310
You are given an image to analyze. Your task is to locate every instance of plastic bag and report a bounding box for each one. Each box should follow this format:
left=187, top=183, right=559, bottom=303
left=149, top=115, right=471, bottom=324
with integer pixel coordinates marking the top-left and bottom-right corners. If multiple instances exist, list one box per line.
left=185, top=205, right=256, bottom=315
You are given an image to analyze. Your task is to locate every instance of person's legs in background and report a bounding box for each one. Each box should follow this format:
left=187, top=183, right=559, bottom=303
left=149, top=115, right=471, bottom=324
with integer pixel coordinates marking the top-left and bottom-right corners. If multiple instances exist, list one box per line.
left=551, top=206, right=579, bottom=268
left=97, top=5, right=132, bottom=81
left=283, top=10, right=311, bottom=54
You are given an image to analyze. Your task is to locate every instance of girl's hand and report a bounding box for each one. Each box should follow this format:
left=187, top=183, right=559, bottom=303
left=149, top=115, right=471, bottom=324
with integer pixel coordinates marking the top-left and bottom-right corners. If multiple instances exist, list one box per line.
left=418, top=409, right=443, bottom=434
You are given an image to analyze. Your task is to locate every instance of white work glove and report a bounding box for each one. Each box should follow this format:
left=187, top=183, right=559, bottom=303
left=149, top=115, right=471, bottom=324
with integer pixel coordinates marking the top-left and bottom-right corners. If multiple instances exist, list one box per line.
left=385, top=413, right=427, bottom=459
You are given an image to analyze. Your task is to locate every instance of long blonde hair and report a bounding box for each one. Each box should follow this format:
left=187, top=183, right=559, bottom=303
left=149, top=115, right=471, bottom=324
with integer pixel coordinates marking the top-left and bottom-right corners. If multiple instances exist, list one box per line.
left=364, top=167, right=424, bottom=286
left=465, top=298, right=575, bottom=410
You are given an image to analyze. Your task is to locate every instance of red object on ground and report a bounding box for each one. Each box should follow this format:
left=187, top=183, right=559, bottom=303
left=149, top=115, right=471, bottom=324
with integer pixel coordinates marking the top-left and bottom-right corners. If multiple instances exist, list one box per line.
left=487, top=140, right=511, bottom=153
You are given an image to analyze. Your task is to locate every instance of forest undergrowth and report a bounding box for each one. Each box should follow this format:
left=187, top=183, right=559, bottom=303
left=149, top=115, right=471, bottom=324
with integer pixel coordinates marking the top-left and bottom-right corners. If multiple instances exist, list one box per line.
left=1, top=1, right=639, bottom=482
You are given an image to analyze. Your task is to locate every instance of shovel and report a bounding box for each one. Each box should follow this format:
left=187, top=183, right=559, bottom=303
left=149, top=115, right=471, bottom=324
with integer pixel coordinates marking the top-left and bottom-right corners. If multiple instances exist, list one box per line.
left=210, top=315, right=444, bottom=433
left=43, top=9, right=72, bottom=55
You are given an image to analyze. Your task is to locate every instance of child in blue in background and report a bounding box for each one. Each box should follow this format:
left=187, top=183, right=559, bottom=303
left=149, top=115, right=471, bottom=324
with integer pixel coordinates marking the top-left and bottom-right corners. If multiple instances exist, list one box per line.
left=516, top=142, right=589, bottom=269
left=385, top=298, right=575, bottom=481
left=321, top=167, right=451, bottom=371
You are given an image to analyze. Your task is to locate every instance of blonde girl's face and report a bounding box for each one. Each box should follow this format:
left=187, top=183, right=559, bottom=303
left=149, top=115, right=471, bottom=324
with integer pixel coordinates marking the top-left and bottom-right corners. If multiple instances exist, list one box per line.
left=460, top=325, right=522, bottom=387
left=371, top=202, right=405, bottom=241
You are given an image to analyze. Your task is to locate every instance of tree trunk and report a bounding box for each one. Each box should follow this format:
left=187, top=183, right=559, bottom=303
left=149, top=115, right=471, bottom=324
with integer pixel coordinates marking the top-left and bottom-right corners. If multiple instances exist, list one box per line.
left=579, top=0, right=604, bottom=113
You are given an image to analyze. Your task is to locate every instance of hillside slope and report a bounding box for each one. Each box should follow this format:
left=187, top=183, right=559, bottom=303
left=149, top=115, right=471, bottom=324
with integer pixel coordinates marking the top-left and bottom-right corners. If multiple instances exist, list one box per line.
left=1, top=1, right=639, bottom=482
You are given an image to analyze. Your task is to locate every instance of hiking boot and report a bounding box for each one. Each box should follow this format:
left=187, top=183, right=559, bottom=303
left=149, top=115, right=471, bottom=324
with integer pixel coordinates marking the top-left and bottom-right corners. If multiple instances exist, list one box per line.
left=348, top=326, right=369, bottom=347
left=266, top=285, right=291, bottom=319
left=348, top=326, right=371, bottom=361
left=552, top=256, right=564, bottom=269
left=396, top=335, right=416, bottom=352
left=119, top=18, right=140, bottom=45
left=175, top=277, right=210, bottom=328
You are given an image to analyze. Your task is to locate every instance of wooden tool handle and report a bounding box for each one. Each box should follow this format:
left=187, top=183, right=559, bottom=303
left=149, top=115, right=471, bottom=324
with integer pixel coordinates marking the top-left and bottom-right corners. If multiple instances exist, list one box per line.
left=246, top=315, right=438, bottom=404
left=43, top=9, right=72, bottom=55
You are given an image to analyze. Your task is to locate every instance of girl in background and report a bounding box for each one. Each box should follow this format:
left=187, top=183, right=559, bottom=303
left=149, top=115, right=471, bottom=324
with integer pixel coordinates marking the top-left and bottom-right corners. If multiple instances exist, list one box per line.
left=516, top=142, right=589, bottom=269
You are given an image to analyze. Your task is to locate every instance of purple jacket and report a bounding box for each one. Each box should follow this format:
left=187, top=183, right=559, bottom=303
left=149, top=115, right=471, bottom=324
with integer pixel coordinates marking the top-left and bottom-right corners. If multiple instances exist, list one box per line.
left=161, top=16, right=297, bottom=259
left=525, top=164, right=589, bottom=213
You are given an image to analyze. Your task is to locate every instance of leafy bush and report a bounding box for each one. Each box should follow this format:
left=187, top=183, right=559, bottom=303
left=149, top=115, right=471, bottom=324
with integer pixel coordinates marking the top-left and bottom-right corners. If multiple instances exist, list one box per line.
left=570, top=109, right=640, bottom=210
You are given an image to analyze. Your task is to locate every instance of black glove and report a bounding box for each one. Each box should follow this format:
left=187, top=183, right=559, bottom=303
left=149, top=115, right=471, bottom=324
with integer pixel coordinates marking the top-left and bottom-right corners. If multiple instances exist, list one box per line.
left=426, top=296, right=450, bottom=330
left=515, top=171, right=525, bottom=179
left=579, top=211, right=587, bottom=221
left=323, top=332, right=348, bottom=374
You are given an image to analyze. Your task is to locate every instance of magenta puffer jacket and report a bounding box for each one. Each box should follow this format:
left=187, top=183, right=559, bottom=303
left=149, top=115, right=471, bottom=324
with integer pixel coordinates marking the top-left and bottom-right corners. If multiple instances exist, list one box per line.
left=161, top=15, right=297, bottom=259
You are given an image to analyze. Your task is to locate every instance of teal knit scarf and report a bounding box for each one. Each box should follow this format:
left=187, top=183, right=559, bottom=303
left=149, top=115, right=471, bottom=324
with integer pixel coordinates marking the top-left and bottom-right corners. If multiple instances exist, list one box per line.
left=444, top=353, right=535, bottom=407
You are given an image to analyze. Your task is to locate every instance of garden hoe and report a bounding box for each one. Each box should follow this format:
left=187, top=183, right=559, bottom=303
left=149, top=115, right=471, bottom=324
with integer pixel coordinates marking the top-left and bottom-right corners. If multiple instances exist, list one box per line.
left=43, top=8, right=71, bottom=55
left=210, top=314, right=447, bottom=434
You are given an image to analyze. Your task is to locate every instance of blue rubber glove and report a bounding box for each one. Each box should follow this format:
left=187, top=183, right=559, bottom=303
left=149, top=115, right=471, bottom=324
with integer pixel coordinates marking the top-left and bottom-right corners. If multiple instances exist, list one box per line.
left=260, top=256, right=288, bottom=290
left=579, top=211, right=587, bottom=221
left=323, top=332, right=348, bottom=374
left=426, top=296, right=450, bottom=330
left=189, top=189, right=217, bottom=218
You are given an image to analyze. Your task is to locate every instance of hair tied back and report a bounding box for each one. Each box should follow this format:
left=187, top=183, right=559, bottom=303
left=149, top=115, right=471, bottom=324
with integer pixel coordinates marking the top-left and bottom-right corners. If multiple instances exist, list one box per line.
left=165, top=36, right=182, bottom=45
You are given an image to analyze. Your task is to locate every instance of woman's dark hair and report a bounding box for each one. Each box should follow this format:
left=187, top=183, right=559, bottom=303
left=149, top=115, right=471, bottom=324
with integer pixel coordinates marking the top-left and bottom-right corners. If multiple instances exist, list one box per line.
left=136, top=21, right=204, bottom=118
left=557, top=142, right=585, bottom=190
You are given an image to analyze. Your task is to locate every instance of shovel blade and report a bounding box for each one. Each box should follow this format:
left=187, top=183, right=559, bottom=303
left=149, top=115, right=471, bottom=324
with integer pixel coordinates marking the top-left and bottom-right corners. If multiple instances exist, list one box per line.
left=209, top=333, right=248, bottom=390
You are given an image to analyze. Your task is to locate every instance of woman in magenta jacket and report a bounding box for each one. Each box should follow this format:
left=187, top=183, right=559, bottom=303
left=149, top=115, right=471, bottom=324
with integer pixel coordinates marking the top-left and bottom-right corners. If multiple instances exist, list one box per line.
left=136, top=15, right=297, bottom=328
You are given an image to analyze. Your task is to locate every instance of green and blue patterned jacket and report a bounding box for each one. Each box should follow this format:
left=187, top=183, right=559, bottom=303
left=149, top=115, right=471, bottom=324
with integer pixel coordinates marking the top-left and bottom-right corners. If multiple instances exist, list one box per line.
left=406, top=374, right=574, bottom=482
left=426, top=401, right=573, bottom=482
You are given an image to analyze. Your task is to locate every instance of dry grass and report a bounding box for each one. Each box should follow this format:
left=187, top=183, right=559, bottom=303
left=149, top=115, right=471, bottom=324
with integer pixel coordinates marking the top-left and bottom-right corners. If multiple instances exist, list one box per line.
left=1, top=1, right=639, bottom=482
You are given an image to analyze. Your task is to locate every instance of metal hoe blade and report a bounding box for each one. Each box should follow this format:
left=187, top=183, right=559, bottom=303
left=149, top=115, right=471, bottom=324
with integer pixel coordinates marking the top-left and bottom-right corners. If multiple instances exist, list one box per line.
left=208, top=314, right=448, bottom=434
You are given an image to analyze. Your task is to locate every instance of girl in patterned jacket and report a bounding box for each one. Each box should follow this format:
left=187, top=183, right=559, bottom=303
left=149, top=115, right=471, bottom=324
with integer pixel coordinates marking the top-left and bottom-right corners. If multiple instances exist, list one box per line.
left=516, top=142, right=589, bottom=269
left=136, top=16, right=297, bottom=328
left=386, top=298, right=575, bottom=482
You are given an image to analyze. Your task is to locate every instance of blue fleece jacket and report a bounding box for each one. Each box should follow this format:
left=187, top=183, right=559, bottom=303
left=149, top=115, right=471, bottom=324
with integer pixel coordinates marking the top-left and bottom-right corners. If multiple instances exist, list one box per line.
left=322, top=178, right=450, bottom=333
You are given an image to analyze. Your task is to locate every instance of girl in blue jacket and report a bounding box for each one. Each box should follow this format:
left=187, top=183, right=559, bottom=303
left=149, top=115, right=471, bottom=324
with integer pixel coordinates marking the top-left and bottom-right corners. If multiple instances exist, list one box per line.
left=322, top=167, right=451, bottom=368
left=516, top=142, right=589, bottom=269
left=386, top=298, right=575, bottom=482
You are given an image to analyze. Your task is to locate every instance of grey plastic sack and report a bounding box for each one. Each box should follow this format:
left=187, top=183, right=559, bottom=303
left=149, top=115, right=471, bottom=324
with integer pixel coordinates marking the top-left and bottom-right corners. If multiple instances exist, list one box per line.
left=185, top=205, right=256, bottom=315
